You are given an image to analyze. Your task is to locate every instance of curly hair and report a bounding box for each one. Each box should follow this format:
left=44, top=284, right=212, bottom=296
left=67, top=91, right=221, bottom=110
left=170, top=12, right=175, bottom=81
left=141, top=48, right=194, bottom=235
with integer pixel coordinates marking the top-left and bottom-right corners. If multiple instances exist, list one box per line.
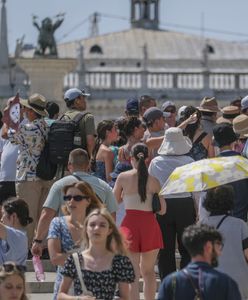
left=203, top=185, right=234, bottom=214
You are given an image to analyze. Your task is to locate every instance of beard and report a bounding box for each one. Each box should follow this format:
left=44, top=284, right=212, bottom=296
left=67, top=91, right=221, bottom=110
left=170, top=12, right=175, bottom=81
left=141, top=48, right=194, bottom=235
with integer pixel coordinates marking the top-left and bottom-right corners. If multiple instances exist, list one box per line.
left=211, top=249, right=219, bottom=267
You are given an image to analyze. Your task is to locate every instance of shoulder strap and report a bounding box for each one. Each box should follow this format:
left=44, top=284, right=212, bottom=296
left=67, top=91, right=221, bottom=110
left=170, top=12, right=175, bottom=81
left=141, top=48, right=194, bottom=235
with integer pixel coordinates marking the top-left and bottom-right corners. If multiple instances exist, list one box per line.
left=171, top=272, right=177, bottom=300
left=182, top=269, right=203, bottom=300
left=193, top=132, right=207, bottom=145
left=72, top=252, right=89, bottom=294
left=73, top=112, right=89, bottom=123
left=216, top=214, right=228, bottom=229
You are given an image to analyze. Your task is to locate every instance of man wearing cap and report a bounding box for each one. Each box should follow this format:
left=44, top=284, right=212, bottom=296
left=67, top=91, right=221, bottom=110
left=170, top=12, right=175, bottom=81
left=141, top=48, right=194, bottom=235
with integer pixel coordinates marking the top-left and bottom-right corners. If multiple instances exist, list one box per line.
left=64, top=88, right=95, bottom=156
left=161, top=101, right=177, bottom=127
left=212, top=123, right=248, bottom=222
left=125, top=96, right=140, bottom=117
left=2, top=93, right=51, bottom=246
left=148, top=127, right=196, bottom=279
left=216, top=105, right=240, bottom=124
left=198, top=96, right=220, bottom=135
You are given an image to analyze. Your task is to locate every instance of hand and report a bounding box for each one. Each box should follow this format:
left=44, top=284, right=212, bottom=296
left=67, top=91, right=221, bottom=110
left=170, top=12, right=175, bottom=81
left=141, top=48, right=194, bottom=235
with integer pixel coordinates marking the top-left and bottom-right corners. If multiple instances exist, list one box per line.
left=31, top=242, right=43, bottom=257
left=186, top=113, right=198, bottom=125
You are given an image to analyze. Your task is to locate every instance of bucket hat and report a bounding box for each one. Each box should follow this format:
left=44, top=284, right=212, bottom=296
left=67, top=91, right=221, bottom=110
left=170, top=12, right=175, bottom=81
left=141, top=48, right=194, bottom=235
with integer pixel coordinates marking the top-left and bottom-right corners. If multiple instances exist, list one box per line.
left=233, top=114, right=248, bottom=138
left=20, top=93, right=48, bottom=117
left=158, top=127, right=192, bottom=155
left=198, top=97, right=220, bottom=112
left=216, top=105, right=240, bottom=124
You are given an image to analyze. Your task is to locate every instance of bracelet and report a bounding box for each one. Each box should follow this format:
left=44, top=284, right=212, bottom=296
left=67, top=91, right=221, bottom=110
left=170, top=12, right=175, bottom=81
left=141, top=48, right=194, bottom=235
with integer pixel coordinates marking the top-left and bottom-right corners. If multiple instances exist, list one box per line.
left=33, top=239, right=42, bottom=244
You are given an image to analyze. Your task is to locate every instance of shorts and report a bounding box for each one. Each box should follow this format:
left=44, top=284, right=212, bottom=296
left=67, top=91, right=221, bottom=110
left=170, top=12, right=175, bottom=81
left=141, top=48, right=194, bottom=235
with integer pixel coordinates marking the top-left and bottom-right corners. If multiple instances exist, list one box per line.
left=120, top=209, right=164, bottom=253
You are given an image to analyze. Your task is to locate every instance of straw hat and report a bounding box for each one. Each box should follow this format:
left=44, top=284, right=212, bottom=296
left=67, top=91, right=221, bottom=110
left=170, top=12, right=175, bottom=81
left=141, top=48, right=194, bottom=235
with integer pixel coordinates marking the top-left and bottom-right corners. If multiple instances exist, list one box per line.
left=198, top=97, right=220, bottom=112
left=158, top=127, right=192, bottom=155
left=20, top=93, right=48, bottom=117
left=233, top=114, right=248, bottom=138
left=216, top=105, right=240, bottom=124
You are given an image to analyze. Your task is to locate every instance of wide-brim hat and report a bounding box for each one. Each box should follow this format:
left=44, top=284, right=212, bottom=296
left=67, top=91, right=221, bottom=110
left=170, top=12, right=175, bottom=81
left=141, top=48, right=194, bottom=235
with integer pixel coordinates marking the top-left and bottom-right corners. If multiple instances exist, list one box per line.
left=216, top=105, right=240, bottom=124
left=198, top=97, right=220, bottom=112
left=20, top=93, right=48, bottom=117
left=233, top=114, right=248, bottom=139
left=158, top=127, right=192, bottom=155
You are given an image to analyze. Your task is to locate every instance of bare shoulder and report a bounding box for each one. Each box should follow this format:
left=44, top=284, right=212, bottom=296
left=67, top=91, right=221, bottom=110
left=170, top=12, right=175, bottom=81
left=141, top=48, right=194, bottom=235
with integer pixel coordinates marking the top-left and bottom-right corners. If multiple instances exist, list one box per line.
left=147, top=174, right=161, bottom=192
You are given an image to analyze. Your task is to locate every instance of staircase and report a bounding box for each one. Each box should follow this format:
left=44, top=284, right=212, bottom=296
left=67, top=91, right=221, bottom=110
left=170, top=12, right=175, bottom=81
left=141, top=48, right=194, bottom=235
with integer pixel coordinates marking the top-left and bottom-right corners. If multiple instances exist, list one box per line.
left=26, top=259, right=162, bottom=299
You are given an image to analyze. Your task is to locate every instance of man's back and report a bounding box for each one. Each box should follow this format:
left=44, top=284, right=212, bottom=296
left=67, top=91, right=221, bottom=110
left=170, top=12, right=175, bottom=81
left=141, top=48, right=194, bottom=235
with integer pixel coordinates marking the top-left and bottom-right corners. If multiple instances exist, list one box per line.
left=158, top=262, right=241, bottom=300
left=43, top=171, right=117, bottom=215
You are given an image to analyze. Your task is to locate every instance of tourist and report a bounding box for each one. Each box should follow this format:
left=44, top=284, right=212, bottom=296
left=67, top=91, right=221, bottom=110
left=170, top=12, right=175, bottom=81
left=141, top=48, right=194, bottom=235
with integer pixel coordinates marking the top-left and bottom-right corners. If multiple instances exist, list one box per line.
left=0, top=198, right=32, bottom=265
left=0, top=262, right=28, bottom=300
left=58, top=208, right=135, bottom=300
left=158, top=224, right=241, bottom=300
left=114, top=143, right=166, bottom=300
left=139, top=95, right=156, bottom=117
left=48, top=181, right=103, bottom=299
left=161, top=101, right=177, bottom=127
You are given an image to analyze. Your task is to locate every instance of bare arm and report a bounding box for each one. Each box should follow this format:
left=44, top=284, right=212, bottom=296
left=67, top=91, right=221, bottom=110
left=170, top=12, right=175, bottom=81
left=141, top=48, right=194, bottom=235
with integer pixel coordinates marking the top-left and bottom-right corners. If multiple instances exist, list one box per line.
left=202, top=134, right=215, bottom=158
left=104, top=150, right=115, bottom=182
left=113, top=175, right=124, bottom=204
left=244, top=248, right=248, bottom=263
left=48, top=238, right=69, bottom=266
left=117, top=282, right=130, bottom=300
left=31, top=207, right=56, bottom=256
left=86, top=135, right=95, bottom=157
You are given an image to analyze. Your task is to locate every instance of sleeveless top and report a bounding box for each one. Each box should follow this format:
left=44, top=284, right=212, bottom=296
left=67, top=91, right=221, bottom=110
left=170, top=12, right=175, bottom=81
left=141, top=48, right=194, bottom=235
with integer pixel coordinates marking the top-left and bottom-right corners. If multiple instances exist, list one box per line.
left=123, top=193, right=153, bottom=211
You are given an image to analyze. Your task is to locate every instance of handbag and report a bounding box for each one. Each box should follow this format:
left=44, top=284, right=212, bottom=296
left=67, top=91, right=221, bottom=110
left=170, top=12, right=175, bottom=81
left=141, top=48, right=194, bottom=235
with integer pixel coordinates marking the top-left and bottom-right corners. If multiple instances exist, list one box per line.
left=72, top=252, right=93, bottom=297
left=152, top=193, right=161, bottom=213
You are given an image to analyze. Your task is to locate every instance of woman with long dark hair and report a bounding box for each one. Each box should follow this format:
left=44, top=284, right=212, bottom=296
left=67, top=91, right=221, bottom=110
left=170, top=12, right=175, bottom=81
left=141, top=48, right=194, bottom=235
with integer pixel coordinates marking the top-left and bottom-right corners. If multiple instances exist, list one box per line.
left=113, top=143, right=166, bottom=300
left=181, top=106, right=215, bottom=160
left=90, top=120, right=118, bottom=182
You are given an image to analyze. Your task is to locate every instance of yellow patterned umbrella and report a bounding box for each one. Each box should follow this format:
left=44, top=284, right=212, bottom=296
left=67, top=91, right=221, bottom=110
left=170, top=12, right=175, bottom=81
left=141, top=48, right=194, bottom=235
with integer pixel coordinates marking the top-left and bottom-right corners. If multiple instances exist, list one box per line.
left=160, top=156, right=248, bottom=196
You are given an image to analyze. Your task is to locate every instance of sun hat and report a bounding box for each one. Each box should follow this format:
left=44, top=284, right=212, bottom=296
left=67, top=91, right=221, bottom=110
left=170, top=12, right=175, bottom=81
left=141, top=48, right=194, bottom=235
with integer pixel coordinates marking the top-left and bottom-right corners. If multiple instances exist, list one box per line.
left=233, top=114, right=248, bottom=138
left=213, top=123, right=238, bottom=147
left=158, top=127, right=192, bottom=155
left=64, top=88, right=90, bottom=102
left=20, top=93, right=48, bottom=117
left=241, top=95, right=248, bottom=111
left=143, top=107, right=169, bottom=125
left=216, top=105, right=240, bottom=124
left=198, top=97, right=220, bottom=112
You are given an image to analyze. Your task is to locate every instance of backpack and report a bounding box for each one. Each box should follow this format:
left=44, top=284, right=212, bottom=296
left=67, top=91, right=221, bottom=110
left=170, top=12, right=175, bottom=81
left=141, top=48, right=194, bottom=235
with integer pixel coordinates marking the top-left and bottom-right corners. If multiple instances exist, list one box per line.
left=48, top=112, right=89, bottom=166
left=188, top=132, right=208, bottom=161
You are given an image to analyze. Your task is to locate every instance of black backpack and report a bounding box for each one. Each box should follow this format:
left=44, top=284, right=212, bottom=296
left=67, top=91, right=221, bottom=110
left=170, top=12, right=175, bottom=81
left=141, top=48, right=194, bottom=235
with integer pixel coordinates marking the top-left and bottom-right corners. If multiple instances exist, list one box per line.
left=48, top=112, right=89, bottom=166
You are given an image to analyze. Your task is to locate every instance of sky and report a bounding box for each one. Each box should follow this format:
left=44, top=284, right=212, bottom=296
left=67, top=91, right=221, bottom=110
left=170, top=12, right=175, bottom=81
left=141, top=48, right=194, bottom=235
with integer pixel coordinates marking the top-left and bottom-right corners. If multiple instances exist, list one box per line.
left=4, top=0, right=248, bottom=54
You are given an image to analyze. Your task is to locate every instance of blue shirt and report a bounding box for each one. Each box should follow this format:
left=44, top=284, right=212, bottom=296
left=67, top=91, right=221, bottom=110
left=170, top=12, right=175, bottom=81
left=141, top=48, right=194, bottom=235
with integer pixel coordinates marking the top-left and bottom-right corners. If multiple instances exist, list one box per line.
left=158, top=262, right=241, bottom=300
left=0, top=226, right=28, bottom=266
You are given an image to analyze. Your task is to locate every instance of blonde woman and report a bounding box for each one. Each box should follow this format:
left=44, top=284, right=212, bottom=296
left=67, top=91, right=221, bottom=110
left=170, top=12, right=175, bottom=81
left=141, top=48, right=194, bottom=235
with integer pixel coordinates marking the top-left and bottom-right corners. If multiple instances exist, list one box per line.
left=58, top=208, right=135, bottom=300
left=47, top=182, right=103, bottom=300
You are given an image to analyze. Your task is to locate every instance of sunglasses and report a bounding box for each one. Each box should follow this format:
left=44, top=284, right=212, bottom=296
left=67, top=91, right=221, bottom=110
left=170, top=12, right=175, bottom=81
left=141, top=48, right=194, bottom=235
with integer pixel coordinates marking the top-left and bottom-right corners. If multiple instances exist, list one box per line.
left=0, top=263, right=26, bottom=273
left=63, top=195, right=89, bottom=202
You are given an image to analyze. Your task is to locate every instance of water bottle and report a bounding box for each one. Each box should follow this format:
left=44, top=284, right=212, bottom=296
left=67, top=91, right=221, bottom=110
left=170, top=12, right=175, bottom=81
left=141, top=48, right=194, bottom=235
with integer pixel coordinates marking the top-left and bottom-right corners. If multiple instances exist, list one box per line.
left=32, top=256, right=45, bottom=282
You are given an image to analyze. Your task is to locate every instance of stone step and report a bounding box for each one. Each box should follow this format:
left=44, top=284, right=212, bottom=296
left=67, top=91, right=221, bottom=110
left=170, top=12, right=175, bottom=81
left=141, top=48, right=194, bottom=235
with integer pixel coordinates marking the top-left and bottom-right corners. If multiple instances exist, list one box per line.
left=26, top=271, right=160, bottom=294
left=26, top=259, right=56, bottom=272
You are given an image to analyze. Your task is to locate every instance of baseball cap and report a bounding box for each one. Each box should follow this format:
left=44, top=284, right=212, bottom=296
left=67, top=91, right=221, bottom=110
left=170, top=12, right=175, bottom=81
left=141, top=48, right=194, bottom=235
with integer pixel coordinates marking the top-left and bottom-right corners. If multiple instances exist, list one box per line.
left=213, top=123, right=238, bottom=147
left=64, top=88, right=90, bottom=102
left=143, top=107, right=169, bottom=125
left=126, top=97, right=139, bottom=114
left=161, top=101, right=176, bottom=112
left=241, top=95, right=248, bottom=111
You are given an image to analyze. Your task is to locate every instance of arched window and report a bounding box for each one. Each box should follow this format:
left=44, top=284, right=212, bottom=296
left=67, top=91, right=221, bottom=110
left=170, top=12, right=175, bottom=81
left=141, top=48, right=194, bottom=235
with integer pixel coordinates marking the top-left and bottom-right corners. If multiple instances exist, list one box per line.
left=90, top=45, right=103, bottom=54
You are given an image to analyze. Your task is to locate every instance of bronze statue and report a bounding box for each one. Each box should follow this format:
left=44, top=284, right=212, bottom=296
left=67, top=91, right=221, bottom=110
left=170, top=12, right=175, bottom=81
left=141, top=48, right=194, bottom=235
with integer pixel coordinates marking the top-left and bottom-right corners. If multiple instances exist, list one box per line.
left=33, top=13, right=65, bottom=56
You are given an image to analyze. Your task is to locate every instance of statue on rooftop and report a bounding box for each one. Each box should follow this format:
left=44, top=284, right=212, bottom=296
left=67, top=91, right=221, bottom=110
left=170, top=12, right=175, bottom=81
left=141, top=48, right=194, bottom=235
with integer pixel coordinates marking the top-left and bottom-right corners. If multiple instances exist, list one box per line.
left=32, top=13, right=65, bottom=57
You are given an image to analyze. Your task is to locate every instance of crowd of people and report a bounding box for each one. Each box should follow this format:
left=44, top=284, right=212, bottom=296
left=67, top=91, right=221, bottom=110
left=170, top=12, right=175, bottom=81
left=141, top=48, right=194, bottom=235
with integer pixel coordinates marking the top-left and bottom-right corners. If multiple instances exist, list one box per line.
left=0, top=88, right=248, bottom=299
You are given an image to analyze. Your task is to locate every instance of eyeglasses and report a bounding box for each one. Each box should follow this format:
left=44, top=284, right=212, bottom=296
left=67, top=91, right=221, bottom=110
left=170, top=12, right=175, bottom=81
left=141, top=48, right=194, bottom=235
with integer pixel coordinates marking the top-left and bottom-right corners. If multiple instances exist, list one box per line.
left=63, top=195, right=89, bottom=202
left=0, top=263, right=26, bottom=273
left=213, top=241, right=224, bottom=250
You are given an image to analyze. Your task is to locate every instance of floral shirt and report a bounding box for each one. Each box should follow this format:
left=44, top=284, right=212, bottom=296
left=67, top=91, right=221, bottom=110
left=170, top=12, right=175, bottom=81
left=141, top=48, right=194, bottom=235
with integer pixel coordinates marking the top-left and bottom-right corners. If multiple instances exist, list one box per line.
left=8, top=118, right=48, bottom=181
left=61, top=253, right=135, bottom=300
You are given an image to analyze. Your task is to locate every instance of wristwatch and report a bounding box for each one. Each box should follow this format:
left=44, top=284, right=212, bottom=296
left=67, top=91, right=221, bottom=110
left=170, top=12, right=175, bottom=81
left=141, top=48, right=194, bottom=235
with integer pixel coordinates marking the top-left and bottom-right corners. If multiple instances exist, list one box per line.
left=33, top=239, right=42, bottom=244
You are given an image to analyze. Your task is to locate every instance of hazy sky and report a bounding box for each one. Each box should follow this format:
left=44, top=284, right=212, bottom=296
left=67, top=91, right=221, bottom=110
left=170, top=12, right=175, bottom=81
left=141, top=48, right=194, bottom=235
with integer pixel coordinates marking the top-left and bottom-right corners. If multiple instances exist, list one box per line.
left=5, top=0, right=248, bottom=54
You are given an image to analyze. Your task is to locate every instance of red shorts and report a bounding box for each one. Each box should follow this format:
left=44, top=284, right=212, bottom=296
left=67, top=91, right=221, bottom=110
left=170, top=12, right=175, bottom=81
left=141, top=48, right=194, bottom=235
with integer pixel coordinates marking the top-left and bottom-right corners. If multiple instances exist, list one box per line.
left=120, top=210, right=164, bottom=253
